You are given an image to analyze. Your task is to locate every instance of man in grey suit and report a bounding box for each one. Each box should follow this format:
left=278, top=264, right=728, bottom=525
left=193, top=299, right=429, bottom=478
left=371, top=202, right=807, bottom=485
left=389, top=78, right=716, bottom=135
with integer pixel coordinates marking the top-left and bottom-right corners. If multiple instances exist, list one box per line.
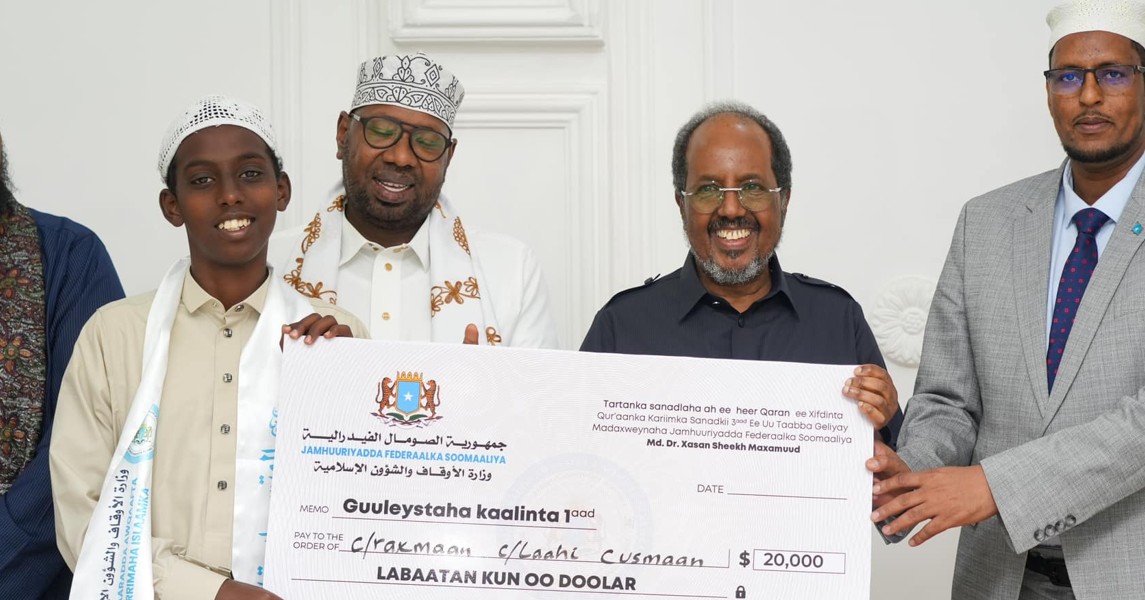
left=868, top=1, right=1145, bottom=599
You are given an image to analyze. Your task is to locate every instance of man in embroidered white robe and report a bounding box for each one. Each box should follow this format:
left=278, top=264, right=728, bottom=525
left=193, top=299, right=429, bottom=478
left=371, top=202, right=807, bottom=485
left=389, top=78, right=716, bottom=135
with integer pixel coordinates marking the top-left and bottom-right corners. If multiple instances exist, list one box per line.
left=282, top=52, right=558, bottom=348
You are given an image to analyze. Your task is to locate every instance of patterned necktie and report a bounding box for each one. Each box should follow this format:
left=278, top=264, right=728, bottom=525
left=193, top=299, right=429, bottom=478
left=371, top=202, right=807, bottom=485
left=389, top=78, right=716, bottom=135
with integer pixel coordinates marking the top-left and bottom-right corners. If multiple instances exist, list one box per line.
left=1047, top=207, right=1111, bottom=391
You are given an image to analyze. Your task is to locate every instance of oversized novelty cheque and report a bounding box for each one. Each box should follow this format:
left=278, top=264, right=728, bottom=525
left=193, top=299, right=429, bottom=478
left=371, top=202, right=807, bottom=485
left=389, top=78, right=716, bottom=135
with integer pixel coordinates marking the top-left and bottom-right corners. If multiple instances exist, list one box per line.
left=265, top=339, right=872, bottom=599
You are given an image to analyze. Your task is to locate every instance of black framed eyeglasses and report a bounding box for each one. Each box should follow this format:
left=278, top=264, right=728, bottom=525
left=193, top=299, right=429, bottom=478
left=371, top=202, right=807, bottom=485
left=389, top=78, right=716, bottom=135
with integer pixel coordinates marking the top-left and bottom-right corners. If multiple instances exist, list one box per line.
left=678, top=182, right=785, bottom=214
left=349, top=113, right=454, bottom=162
left=1043, top=64, right=1145, bottom=95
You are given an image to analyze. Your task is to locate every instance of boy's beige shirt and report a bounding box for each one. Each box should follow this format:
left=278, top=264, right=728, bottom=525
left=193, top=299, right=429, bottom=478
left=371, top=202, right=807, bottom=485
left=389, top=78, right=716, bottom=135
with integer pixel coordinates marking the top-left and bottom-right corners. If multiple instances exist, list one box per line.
left=50, top=273, right=366, bottom=599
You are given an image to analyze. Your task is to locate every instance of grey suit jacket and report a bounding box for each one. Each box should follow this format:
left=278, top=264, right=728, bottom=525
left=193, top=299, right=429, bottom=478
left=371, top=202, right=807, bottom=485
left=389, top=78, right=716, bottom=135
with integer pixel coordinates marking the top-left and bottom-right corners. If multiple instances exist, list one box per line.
left=899, top=162, right=1145, bottom=600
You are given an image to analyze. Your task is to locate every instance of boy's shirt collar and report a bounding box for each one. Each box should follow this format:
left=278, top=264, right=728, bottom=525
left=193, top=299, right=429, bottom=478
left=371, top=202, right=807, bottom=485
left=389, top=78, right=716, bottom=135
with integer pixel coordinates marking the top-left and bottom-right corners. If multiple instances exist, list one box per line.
left=181, top=268, right=271, bottom=315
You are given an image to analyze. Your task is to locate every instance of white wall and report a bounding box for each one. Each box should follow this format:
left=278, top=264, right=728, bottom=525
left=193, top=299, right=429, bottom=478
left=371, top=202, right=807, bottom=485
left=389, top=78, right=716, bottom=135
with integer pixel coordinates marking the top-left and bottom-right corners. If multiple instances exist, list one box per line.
left=0, top=0, right=1069, bottom=596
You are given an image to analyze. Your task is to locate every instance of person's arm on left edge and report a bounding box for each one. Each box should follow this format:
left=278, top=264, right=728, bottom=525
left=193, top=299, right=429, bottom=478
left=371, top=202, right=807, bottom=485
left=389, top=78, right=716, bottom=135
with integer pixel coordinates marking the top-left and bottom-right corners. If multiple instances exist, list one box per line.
left=0, top=220, right=123, bottom=596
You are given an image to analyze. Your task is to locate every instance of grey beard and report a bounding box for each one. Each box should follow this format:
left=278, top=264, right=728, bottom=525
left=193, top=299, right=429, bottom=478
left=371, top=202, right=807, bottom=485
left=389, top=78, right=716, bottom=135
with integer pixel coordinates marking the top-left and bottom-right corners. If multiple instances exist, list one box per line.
left=691, top=248, right=769, bottom=286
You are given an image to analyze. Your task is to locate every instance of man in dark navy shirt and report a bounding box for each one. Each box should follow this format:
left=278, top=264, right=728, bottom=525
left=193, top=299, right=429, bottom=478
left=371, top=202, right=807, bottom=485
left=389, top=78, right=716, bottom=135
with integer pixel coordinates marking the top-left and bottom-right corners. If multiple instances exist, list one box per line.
left=580, top=101, right=902, bottom=445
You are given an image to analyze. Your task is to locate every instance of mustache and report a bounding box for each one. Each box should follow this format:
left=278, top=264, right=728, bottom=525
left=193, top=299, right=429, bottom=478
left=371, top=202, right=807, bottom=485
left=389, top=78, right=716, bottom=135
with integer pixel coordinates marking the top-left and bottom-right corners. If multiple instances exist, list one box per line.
left=1073, top=111, right=1113, bottom=124
left=371, top=165, right=416, bottom=183
left=707, top=217, right=758, bottom=234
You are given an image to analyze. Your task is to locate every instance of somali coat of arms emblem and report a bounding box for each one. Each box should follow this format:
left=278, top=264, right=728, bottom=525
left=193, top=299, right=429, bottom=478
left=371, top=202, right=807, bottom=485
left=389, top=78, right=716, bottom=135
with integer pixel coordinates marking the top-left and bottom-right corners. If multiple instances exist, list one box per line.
left=374, top=371, right=442, bottom=425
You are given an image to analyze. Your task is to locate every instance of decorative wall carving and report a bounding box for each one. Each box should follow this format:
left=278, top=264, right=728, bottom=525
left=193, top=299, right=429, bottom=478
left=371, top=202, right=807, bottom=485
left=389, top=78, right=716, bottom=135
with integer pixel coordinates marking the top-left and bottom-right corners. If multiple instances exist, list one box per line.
left=869, top=276, right=936, bottom=367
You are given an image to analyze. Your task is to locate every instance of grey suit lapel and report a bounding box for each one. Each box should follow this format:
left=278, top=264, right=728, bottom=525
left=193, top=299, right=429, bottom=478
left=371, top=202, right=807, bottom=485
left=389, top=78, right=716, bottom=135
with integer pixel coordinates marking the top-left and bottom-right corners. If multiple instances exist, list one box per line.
left=1041, top=168, right=1145, bottom=431
left=1013, top=167, right=1061, bottom=418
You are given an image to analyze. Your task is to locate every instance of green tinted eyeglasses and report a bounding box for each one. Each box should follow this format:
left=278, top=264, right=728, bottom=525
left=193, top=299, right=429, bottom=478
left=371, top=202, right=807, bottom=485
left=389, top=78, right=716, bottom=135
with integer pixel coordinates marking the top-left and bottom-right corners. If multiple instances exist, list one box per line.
left=1044, top=64, right=1145, bottom=95
left=678, top=182, right=785, bottom=214
left=349, top=113, right=454, bottom=162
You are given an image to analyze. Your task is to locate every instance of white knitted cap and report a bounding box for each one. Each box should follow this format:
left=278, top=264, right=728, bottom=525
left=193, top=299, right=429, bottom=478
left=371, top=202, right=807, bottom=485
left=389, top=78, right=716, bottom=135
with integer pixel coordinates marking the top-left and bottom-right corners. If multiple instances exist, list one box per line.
left=1047, top=0, right=1145, bottom=50
left=157, top=95, right=280, bottom=182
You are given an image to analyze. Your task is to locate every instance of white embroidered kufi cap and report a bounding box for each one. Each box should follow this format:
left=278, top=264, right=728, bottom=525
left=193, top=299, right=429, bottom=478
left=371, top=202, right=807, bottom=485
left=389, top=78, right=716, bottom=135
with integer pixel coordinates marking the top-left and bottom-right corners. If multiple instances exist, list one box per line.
left=1047, top=0, right=1145, bottom=50
left=350, top=53, right=465, bottom=128
left=157, top=94, right=280, bottom=182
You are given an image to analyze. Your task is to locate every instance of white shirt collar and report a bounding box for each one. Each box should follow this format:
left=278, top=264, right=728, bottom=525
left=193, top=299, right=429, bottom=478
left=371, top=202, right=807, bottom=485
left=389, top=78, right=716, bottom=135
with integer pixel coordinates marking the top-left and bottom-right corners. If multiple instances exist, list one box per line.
left=1061, top=152, right=1145, bottom=224
left=339, top=209, right=430, bottom=269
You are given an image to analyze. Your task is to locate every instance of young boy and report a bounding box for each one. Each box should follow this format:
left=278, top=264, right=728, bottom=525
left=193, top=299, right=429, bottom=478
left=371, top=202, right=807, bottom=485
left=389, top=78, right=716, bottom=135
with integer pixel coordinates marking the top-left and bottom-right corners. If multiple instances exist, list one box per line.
left=49, top=96, right=365, bottom=600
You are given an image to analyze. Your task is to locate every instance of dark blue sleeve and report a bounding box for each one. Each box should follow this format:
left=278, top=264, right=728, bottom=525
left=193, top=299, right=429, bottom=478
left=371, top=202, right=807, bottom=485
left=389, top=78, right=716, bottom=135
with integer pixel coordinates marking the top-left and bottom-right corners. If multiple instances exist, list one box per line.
left=0, top=212, right=124, bottom=597
left=853, top=302, right=902, bottom=450
left=880, top=405, right=904, bottom=450
left=579, top=309, right=616, bottom=353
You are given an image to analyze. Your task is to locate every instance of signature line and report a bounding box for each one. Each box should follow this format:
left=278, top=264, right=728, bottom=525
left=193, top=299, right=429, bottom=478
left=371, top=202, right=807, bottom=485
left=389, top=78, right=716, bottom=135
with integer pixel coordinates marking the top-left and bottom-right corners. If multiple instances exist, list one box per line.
left=726, top=492, right=847, bottom=501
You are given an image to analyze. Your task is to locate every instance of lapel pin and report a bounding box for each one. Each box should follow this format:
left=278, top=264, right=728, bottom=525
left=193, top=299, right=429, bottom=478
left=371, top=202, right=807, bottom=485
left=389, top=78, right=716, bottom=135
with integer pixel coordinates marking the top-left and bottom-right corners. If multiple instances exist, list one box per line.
left=1134, top=222, right=1143, bottom=235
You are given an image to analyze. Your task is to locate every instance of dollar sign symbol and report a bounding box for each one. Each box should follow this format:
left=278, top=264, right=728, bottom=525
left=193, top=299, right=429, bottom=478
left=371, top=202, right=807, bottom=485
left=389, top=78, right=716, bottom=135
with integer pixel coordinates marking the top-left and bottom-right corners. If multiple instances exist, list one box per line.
left=739, top=550, right=750, bottom=567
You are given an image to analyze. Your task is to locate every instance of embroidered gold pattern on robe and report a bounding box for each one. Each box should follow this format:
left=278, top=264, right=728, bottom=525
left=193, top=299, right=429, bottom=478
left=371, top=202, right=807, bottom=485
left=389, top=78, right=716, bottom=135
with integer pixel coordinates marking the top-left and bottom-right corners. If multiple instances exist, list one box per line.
left=430, top=276, right=480, bottom=316
left=453, top=217, right=470, bottom=256
left=283, top=201, right=340, bottom=303
left=300, top=212, right=323, bottom=253
left=485, top=326, right=502, bottom=346
left=284, top=258, right=338, bottom=304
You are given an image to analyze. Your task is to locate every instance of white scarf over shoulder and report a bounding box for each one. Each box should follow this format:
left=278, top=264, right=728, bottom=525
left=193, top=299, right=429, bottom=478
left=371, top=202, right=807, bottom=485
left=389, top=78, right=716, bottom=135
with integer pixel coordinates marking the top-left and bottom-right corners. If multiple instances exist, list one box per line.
left=71, top=259, right=312, bottom=598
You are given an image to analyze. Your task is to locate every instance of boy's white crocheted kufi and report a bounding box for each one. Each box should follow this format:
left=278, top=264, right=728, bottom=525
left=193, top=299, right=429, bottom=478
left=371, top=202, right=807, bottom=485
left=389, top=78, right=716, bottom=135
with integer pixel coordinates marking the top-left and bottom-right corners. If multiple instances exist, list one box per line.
left=350, top=52, right=465, bottom=128
left=157, top=94, right=280, bottom=182
left=1047, top=0, right=1145, bottom=50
